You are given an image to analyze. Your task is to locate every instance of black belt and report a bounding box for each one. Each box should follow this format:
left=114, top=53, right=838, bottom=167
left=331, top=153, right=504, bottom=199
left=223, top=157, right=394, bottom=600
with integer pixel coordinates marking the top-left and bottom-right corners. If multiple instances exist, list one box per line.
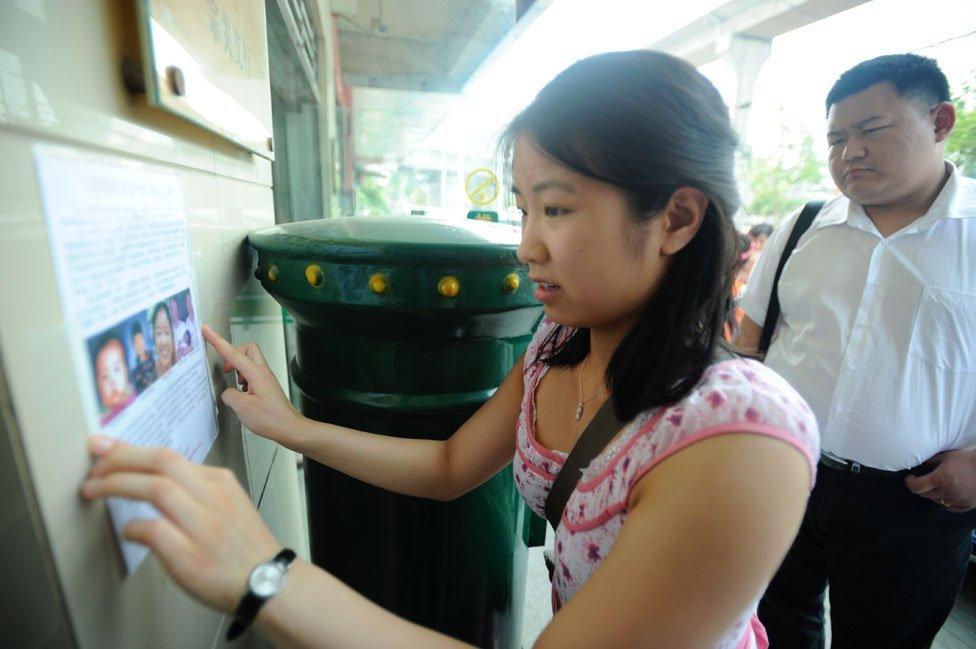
left=818, top=454, right=917, bottom=479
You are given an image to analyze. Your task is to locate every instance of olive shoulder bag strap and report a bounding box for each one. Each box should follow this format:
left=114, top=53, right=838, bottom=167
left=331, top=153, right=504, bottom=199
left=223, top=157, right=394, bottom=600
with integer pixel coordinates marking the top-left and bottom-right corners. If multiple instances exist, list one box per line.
left=541, top=397, right=623, bottom=581
left=543, top=397, right=624, bottom=530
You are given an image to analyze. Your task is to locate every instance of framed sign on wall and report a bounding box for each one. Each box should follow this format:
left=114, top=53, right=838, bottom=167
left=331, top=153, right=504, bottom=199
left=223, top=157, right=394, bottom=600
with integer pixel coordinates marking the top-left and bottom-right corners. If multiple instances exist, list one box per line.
left=136, top=0, right=275, bottom=159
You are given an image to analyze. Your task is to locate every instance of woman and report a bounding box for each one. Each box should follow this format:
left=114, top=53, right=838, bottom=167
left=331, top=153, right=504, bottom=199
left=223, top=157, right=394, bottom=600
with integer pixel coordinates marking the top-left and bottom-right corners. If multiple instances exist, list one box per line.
left=151, top=301, right=176, bottom=377
left=82, top=51, right=818, bottom=648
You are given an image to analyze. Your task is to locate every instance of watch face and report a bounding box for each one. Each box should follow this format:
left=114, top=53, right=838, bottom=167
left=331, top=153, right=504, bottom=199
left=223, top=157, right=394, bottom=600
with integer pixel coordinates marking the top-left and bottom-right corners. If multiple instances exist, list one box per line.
left=249, top=563, right=286, bottom=598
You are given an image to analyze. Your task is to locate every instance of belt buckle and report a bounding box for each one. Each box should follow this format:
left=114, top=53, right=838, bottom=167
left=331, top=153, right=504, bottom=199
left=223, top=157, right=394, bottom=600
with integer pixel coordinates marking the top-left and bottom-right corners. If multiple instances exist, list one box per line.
left=850, top=461, right=861, bottom=475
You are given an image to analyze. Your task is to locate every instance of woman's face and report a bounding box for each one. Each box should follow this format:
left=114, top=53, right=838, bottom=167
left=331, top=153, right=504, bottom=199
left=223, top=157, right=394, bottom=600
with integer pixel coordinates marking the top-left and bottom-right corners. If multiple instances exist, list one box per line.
left=153, top=309, right=175, bottom=372
left=513, top=136, right=666, bottom=331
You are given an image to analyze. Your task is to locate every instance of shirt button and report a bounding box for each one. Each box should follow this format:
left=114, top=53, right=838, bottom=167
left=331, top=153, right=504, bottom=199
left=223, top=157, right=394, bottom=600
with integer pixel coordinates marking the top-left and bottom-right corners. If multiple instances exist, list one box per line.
left=871, top=280, right=880, bottom=287
left=846, top=361, right=856, bottom=370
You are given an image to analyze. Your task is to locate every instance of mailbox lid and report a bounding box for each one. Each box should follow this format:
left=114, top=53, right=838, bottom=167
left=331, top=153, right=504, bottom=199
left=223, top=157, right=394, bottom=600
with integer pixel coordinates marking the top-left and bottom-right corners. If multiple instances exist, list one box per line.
left=248, top=215, right=521, bottom=265
left=248, top=216, right=537, bottom=313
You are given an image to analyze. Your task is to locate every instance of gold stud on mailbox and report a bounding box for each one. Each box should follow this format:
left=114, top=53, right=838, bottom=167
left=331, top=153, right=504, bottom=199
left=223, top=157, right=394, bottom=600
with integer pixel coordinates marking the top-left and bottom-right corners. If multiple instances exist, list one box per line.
left=369, top=273, right=389, bottom=295
left=502, top=272, right=520, bottom=293
left=437, top=276, right=460, bottom=298
left=267, top=264, right=279, bottom=283
left=305, top=264, right=324, bottom=288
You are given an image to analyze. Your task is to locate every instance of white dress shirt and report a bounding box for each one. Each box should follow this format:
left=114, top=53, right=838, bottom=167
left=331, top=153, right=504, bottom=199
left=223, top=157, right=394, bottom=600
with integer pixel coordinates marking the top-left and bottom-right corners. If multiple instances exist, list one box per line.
left=741, top=163, right=976, bottom=470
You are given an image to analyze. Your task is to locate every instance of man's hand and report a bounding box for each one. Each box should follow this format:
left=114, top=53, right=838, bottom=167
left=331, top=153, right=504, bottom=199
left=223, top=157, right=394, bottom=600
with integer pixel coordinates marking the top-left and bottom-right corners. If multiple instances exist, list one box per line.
left=905, top=449, right=976, bottom=513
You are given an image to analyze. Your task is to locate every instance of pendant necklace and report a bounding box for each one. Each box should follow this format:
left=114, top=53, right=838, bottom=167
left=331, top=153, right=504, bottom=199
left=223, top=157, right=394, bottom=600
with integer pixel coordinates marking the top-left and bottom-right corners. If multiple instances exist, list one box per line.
left=575, top=355, right=605, bottom=421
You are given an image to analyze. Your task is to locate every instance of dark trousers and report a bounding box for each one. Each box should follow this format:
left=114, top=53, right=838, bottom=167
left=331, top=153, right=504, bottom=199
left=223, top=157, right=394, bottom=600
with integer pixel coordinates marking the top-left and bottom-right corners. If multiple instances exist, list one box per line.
left=759, top=461, right=976, bottom=649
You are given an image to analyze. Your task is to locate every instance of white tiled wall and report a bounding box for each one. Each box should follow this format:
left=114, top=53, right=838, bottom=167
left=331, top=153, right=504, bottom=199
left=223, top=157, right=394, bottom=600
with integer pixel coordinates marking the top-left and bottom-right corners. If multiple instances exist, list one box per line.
left=0, top=2, right=305, bottom=647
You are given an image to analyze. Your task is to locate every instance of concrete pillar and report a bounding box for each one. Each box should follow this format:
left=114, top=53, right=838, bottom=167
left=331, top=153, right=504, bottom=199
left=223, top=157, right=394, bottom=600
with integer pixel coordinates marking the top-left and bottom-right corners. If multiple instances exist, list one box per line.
left=722, top=34, right=772, bottom=141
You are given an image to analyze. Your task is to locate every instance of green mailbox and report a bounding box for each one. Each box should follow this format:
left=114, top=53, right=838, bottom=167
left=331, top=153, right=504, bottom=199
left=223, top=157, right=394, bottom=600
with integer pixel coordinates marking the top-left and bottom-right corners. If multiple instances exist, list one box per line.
left=248, top=216, right=546, bottom=647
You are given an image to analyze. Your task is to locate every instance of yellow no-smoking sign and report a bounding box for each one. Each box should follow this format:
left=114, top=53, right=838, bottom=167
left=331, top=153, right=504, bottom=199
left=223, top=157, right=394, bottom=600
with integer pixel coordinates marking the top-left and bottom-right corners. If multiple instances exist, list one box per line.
left=464, top=168, right=499, bottom=205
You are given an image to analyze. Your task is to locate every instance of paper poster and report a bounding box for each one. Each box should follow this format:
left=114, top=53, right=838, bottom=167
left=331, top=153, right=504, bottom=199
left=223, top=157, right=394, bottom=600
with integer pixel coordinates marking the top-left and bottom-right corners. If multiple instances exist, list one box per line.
left=33, top=146, right=219, bottom=572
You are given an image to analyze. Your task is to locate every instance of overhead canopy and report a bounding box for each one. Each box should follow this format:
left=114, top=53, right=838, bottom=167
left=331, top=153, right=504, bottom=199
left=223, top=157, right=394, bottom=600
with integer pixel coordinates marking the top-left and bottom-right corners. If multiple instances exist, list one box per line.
left=334, top=0, right=870, bottom=171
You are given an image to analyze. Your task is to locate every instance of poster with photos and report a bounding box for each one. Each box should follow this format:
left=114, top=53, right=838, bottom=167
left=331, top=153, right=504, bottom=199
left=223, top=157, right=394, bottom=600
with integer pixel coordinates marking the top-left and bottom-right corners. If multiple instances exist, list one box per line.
left=34, top=146, right=219, bottom=572
left=85, top=288, right=200, bottom=426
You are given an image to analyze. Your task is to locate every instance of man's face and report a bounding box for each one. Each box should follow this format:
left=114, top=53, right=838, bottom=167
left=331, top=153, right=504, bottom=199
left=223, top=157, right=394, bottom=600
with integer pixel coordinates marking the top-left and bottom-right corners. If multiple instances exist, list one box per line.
left=826, top=82, right=942, bottom=207
left=96, top=340, right=130, bottom=410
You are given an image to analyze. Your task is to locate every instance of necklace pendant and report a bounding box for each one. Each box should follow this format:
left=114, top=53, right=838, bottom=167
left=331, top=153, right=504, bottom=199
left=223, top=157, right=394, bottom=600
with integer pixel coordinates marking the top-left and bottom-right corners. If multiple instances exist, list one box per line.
left=575, top=402, right=584, bottom=421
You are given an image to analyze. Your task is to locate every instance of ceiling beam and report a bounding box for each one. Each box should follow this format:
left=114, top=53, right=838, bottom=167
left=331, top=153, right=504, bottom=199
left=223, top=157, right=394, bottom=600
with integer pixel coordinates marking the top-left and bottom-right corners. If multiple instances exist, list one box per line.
left=648, top=0, right=870, bottom=65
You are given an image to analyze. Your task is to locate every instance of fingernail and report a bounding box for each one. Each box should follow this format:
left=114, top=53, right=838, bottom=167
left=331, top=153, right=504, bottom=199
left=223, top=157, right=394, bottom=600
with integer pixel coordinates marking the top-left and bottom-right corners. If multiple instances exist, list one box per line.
left=89, top=435, right=116, bottom=455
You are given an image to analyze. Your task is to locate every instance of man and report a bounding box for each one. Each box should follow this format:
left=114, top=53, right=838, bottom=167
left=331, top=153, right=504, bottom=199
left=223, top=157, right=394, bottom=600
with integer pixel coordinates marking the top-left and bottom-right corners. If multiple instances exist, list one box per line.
left=738, top=53, right=976, bottom=648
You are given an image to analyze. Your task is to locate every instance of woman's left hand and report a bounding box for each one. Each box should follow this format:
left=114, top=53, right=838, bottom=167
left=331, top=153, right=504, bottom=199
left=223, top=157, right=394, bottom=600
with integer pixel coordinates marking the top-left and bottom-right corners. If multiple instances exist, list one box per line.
left=80, top=436, right=282, bottom=613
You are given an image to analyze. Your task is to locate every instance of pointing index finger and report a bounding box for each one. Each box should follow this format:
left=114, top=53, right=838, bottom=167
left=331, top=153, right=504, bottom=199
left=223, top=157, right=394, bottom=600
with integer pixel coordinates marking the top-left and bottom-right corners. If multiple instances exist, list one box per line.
left=202, top=325, right=260, bottom=380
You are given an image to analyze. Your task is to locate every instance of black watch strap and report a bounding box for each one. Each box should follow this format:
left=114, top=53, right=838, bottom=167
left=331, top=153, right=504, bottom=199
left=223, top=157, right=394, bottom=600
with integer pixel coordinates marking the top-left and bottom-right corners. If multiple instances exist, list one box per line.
left=226, top=548, right=296, bottom=641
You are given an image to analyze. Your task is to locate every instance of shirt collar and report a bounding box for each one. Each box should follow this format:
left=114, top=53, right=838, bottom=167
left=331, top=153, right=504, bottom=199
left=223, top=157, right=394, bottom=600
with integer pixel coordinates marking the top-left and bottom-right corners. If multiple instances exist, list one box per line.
left=815, top=161, right=975, bottom=233
left=809, top=196, right=850, bottom=230
left=942, top=162, right=976, bottom=220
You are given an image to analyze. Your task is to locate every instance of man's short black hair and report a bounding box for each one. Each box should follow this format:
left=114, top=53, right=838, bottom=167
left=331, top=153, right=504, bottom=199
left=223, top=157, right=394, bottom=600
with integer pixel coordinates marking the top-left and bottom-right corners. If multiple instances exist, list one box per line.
left=825, top=53, right=950, bottom=116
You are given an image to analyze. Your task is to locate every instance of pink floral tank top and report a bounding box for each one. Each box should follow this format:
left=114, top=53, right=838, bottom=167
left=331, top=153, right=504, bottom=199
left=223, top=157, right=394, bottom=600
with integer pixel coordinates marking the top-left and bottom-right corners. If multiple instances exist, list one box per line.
left=513, top=319, right=819, bottom=649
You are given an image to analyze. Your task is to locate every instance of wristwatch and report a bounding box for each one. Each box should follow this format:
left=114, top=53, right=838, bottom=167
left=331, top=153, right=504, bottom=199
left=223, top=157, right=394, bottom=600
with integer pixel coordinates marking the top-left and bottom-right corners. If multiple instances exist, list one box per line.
left=226, top=548, right=297, bottom=641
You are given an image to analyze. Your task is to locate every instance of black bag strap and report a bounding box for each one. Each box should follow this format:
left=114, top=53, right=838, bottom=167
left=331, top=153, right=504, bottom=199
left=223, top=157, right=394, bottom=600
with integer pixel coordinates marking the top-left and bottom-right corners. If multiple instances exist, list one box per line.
left=758, top=201, right=825, bottom=356
left=544, top=397, right=624, bottom=529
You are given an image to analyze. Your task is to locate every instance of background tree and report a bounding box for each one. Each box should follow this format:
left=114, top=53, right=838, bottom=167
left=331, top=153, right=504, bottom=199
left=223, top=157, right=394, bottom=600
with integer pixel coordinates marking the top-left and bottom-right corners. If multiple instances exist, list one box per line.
left=739, top=121, right=833, bottom=226
left=947, top=77, right=976, bottom=178
left=355, top=173, right=391, bottom=216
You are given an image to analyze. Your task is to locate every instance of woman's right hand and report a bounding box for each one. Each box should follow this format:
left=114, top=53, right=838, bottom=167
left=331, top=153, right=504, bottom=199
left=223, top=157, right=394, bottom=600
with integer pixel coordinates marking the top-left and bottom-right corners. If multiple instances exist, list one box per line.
left=202, top=325, right=305, bottom=446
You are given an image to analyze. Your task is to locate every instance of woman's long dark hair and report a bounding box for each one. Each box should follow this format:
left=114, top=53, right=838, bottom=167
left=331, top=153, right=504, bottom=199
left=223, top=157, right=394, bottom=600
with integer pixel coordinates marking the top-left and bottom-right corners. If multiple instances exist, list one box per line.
left=500, top=50, right=740, bottom=422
